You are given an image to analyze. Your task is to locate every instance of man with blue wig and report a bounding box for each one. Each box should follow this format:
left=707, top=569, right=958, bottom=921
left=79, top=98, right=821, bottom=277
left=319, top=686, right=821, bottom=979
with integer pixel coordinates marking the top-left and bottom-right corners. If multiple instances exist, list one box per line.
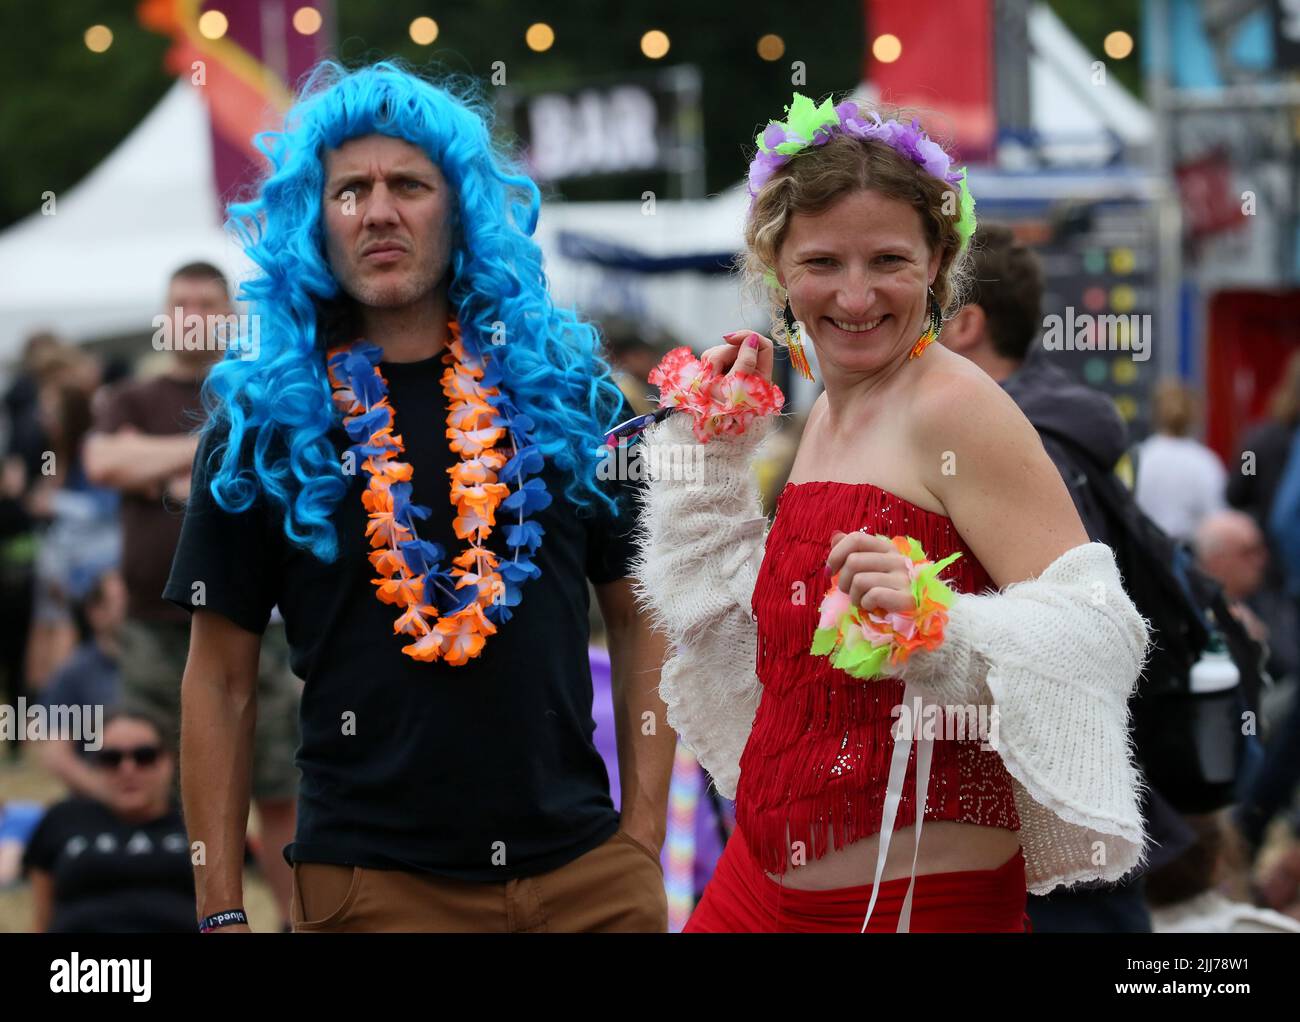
left=164, top=61, right=673, bottom=932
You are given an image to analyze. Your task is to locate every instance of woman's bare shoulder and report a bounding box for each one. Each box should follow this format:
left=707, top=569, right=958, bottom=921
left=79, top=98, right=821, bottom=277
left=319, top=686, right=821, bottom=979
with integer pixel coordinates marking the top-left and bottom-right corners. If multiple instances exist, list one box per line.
left=808, top=388, right=828, bottom=424
left=907, top=347, right=1089, bottom=578
left=907, top=345, right=1031, bottom=447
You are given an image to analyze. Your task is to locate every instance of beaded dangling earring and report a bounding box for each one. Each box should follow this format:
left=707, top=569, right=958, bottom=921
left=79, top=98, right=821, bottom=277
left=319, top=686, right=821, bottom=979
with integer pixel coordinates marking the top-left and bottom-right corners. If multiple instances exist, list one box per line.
left=909, top=286, right=943, bottom=360
left=782, top=294, right=815, bottom=381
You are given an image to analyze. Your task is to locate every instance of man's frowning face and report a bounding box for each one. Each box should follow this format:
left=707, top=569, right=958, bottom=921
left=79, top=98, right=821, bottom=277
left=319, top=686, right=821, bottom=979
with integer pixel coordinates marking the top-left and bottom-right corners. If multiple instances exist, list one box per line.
left=321, top=133, right=456, bottom=310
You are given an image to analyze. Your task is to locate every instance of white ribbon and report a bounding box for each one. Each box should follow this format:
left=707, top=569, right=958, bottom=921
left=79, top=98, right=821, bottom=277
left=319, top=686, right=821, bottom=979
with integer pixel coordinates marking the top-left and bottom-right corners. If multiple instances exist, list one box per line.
left=861, top=680, right=932, bottom=933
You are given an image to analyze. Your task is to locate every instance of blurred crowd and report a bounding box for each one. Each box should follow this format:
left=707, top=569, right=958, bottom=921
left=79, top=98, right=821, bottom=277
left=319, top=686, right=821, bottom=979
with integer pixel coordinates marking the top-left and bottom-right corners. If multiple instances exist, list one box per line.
left=3, top=229, right=1300, bottom=934
left=0, top=263, right=299, bottom=932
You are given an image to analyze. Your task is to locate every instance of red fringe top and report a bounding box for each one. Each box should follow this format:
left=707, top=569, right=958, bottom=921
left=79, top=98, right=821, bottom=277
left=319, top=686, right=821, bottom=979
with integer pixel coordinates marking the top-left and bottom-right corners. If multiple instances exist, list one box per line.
left=736, top=480, right=1021, bottom=876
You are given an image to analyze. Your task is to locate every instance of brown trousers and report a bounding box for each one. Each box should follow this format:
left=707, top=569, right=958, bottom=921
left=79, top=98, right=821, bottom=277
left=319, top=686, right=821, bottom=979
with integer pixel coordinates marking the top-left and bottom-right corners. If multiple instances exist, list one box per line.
left=290, top=829, right=668, bottom=932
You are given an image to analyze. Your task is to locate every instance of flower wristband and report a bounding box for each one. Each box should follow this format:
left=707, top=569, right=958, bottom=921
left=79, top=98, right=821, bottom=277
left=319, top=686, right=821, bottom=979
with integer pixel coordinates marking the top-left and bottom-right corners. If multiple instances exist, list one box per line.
left=647, top=346, right=784, bottom=443
left=810, top=535, right=962, bottom=679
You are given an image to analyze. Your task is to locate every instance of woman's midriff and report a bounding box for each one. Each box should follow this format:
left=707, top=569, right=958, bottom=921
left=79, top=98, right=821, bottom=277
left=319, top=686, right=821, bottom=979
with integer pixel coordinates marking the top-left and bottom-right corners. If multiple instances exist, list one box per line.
left=764, top=820, right=1022, bottom=891
left=741, top=478, right=1023, bottom=883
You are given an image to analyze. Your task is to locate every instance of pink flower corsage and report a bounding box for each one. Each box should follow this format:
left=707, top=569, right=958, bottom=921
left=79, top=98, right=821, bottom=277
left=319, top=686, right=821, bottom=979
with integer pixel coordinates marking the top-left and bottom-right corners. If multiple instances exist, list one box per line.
left=647, top=345, right=784, bottom=443
left=810, top=535, right=962, bottom=680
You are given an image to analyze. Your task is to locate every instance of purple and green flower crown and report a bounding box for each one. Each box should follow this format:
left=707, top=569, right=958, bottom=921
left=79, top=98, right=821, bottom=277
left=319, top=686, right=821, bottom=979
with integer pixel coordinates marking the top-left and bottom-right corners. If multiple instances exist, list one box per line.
left=748, top=92, right=977, bottom=282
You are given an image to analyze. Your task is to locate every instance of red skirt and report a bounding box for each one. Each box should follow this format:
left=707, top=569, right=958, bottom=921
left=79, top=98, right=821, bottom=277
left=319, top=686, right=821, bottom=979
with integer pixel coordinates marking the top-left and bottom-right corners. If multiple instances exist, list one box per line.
left=684, top=825, right=1032, bottom=933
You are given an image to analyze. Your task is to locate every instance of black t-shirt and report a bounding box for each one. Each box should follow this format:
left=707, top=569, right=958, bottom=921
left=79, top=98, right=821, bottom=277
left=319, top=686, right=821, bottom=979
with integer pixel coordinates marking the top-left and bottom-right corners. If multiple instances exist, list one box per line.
left=22, top=797, right=195, bottom=933
left=164, top=353, right=643, bottom=881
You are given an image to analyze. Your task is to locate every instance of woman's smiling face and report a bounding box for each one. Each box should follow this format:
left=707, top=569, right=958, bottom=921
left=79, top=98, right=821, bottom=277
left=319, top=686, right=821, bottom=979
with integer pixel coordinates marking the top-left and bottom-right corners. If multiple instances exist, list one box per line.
left=777, top=188, right=941, bottom=375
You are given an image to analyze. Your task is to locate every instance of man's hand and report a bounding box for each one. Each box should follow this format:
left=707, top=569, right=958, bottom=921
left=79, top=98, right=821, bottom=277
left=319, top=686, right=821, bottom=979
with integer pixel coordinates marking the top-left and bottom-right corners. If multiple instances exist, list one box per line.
left=617, top=818, right=665, bottom=857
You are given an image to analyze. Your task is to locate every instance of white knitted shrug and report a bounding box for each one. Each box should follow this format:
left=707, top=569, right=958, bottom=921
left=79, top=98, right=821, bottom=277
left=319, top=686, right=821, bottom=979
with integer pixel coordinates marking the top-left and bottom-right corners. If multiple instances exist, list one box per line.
left=629, top=412, right=1151, bottom=894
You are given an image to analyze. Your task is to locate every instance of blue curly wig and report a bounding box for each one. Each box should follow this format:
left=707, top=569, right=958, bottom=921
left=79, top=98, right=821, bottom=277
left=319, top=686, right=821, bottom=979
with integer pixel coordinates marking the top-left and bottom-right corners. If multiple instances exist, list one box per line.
left=202, top=59, right=628, bottom=562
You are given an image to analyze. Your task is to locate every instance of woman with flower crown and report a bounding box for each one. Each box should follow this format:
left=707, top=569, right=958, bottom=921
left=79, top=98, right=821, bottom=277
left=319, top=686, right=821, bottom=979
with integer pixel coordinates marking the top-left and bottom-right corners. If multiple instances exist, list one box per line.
left=630, top=93, right=1151, bottom=932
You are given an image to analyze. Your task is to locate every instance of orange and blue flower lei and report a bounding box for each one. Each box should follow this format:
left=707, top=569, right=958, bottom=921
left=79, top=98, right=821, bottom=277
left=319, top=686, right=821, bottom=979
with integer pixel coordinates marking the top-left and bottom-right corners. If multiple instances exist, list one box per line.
left=326, top=319, right=549, bottom=666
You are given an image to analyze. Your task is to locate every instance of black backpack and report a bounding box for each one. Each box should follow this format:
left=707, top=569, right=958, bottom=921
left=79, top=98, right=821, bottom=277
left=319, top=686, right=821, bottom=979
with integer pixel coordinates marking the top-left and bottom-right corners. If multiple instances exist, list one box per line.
left=1041, top=428, right=1263, bottom=814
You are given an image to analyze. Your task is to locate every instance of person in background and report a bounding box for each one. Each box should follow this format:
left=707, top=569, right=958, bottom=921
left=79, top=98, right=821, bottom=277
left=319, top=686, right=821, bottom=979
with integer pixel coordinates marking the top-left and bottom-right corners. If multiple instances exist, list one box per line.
left=1269, top=393, right=1300, bottom=611
left=1228, top=348, right=1300, bottom=676
left=83, top=261, right=300, bottom=925
left=1227, top=430, right=1300, bottom=912
left=33, top=566, right=125, bottom=800
left=26, top=369, right=120, bottom=690
left=598, top=314, right=667, bottom=417
left=1133, top=379, right=1227, bottom=542
left=0, top=802, right=44, bottom=888
left=23, top=708, right=195, bottom=933
left=1147, top=813, right=1300, bottom=932
left=1, top=334, right=72, bottom=740
left=940, top=223, right=1196, bottom=932
left=1194, top=510, right=1273, bottom=649
left=1196, top=510, right=1300, bottom=904
left=0, top=449, right=36, bottom=763
left=3, top=333, right=65, bottom=488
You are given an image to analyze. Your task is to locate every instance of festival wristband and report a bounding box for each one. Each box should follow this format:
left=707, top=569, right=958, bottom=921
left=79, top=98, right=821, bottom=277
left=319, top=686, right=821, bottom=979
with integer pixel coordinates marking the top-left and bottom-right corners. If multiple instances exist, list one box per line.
left=646, top=346, right=784, bottom=444
left=198, top=908, right=249, bottom=933
left=810, top=535, right=962, bottom=679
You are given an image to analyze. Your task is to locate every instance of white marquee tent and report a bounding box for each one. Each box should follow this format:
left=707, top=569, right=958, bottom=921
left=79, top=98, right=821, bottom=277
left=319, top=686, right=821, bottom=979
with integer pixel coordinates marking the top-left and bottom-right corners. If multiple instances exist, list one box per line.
left=0, top=81, right=252, bottom=363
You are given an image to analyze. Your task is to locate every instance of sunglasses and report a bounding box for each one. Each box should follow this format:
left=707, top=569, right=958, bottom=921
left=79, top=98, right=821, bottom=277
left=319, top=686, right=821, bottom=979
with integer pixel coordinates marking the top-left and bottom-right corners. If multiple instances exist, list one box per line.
left=95, top=745, right=162, bottom=769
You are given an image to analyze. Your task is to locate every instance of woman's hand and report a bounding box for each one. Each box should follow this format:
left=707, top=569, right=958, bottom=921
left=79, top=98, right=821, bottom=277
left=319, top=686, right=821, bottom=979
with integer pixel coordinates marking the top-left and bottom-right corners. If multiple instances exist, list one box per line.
left=699, top=331, right=775, bottom=383
left=825, top=529, right=915, bottom=615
